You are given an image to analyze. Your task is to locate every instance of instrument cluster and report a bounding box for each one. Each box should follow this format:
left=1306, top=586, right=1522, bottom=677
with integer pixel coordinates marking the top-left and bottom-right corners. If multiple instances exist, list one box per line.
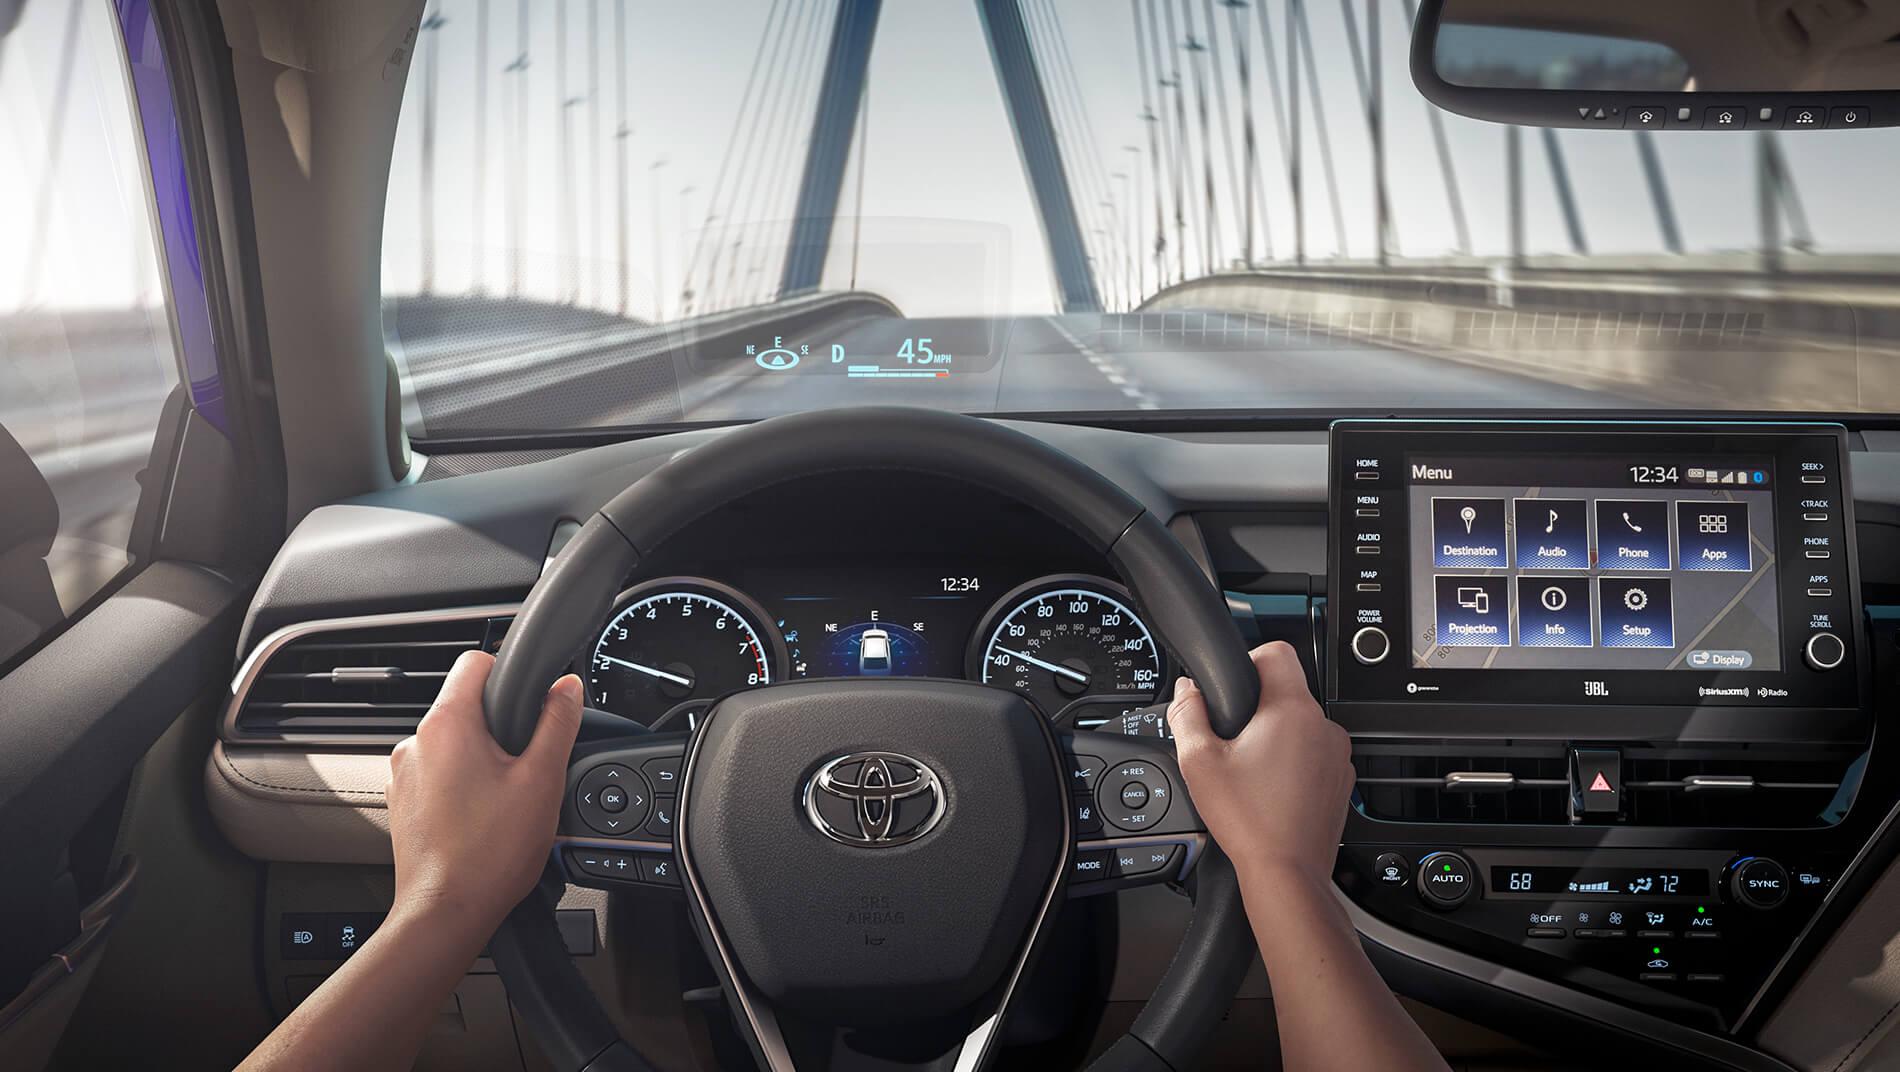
left=580, top=566, right=1171, bottom=731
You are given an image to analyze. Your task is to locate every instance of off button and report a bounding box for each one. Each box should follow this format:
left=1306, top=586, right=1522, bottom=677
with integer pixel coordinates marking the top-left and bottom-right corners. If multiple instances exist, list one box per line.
left=1416, top=851, right=1475, bottom=909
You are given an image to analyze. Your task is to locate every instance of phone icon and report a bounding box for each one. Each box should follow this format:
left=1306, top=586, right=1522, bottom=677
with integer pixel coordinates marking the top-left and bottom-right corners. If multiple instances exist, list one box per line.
left=1622, top=511, right=1643, bottom=534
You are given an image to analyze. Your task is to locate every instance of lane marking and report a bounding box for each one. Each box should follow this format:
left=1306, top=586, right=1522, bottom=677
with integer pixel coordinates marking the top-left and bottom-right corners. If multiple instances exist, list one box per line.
left=1045, top=317, right=1159, bottom=411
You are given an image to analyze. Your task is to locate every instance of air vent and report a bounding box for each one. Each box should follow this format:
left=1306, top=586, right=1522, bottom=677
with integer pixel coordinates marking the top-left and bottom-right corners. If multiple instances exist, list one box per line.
left=1354, top=743, right=1571, bottom=824
left=1353, top=741, right=1861, bottom=828
left=228, top=608, right=515, bottom=742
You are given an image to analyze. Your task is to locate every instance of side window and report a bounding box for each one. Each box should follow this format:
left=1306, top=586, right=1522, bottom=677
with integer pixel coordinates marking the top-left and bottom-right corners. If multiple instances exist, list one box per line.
left=0, top=1, right=181, bottom=667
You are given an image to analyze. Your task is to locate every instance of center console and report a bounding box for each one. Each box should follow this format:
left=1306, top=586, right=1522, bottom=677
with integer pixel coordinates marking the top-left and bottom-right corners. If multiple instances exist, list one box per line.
left=1323, top=421, right=1876, bottom=1034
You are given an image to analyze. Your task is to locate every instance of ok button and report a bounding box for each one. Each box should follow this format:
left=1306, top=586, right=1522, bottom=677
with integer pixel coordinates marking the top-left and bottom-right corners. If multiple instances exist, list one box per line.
left=600, top=785, right=629, bottom=813
left=1119, top=781, right=1150, bottom=808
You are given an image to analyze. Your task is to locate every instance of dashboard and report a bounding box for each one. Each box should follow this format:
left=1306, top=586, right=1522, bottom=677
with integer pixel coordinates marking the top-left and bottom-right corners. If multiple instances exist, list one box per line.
left=214, top=415, right=1900, bottom=1072
left=579, top=568, right=1168, bottom=732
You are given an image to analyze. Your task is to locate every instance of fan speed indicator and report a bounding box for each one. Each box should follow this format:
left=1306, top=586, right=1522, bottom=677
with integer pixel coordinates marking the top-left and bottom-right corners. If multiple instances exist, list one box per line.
left=970, top=576, right=1165, bottom=717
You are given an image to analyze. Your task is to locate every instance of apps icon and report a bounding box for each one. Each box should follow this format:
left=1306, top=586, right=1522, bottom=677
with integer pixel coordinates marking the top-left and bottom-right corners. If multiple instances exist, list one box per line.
left=1434, top=575, right=1509, bottom=647
left=1515, top=576, right=1592, bottom=648
left=1432, top=498, right=1507, bottom=568
left=1512, top=498, right=1589, bottom=569
left=1595, top=499, right=1671, bottom=570
left=1598, top=577, right=1674, bottom=649
left=1676, top=500, right=1751, bottom=572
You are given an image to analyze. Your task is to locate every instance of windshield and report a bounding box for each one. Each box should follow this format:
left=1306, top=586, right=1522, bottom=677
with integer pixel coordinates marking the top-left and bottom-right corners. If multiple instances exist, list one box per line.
left=380, top=1, right=1900, bottom=435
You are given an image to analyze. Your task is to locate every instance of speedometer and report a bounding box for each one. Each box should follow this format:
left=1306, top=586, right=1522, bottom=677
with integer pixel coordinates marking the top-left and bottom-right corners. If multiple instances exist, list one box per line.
left=969, top=575, right=1166, bottom=717
left=586, top=578, right=785, bottom=726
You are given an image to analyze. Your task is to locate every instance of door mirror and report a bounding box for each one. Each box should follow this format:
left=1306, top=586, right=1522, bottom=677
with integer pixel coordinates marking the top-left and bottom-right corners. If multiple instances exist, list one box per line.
left=1410, top=0, right=1900, bottom=130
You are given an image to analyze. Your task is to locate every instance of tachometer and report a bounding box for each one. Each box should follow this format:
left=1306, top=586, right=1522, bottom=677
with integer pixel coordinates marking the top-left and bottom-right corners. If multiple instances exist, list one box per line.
left=969, top=575, right=1166, bottom=717
left=586, top=578, right=784, bottom=726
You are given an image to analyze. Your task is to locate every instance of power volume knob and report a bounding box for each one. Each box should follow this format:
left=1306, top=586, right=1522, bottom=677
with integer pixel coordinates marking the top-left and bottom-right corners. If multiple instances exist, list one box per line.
left=1351, top=626, right=1391, bottom=666
left=1728, top=857, right=1790, bottom=910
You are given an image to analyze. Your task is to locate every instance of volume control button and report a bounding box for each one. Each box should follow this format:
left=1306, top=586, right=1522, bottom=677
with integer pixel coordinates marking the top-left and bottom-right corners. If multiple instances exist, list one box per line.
left=1350, top=626, right=1391, bottom=665
left=1805, top=631, right=1845, bottom=671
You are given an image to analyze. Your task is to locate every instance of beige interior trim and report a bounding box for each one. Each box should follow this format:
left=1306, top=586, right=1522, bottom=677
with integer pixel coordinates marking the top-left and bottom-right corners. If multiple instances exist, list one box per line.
left=206, top=744, right=394, bottom=864
left=1760, top=849, right=1900, bottom=1071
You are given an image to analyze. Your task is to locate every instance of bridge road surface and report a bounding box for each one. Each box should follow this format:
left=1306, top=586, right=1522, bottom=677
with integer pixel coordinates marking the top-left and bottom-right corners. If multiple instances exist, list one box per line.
left=673, top=312, right=1648, bottom=421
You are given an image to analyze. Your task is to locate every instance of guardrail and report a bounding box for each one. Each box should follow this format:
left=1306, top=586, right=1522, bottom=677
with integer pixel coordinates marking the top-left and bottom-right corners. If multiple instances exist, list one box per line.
left=1140, top=261, right=1900, bottom=413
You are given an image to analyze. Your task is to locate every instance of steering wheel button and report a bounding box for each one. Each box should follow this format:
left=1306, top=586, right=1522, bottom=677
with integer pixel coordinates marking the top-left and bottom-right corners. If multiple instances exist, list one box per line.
left=1071, top=850, right=1112, bottom=881
left=1100, top=761, right=1173, bottom=831
left=645, top=796, right=675, bottom=839
left=641, top=756, right=681, bottom=788
left=1119, top=781, right=1150, bottom=808
left=637, top=854, right=680, bottom=887
left=1067, top=753, right=1105, bottom=792
left=568, top=849, right=638, bottom=881
left=576, top=764, right=651, bottom=836
left=1112, top=845, right=1179, bottom=877
left=1072, top=795, right=1104, bottom=835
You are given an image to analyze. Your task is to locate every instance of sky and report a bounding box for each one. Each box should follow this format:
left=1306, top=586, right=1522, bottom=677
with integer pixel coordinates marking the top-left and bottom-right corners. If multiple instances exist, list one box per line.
left=3, top=0, right=1899, bottom=316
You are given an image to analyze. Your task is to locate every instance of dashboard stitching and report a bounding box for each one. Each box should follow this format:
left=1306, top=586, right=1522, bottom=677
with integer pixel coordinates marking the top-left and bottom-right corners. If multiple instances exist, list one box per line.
left=214, top=747, right=389, bottom=805
left=1831, top=997, right=1900, bottom=1072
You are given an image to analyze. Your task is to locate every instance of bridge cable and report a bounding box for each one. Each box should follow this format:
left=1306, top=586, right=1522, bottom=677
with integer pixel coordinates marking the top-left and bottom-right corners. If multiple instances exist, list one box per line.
left=1144, top=0, right=1188, bottom=284
left=706, top=0, right=806, bottom=309
left=1132, top=0, right=1172, bottom=289
left=1539, top=128, right=1589, bottom=254
left=1030, top=0, right=1128, bottom=308
left=682, top=0, right=789, bottom=310
left=1338, top=0, right=1393, bottom=261
left=1160, top=1, right=1202, bottom=277
left=1202, top=0, right=1249, bottom=270
left=754, top=0, right=836, bottom=303
left=718, top=0, right=818, bottom=309
left=1223, top=0, right=1271, bottom=263
left=1398, top=0, right=1469, bottom=255
left=1177, top=0, right=1220, bottom=275
left=1292, top=3, right=1348, bottom=256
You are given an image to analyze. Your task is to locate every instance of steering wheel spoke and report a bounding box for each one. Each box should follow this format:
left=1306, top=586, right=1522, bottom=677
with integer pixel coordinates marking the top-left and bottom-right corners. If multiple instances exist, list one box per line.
left=555, top=731, right=690, bottom=892
left=1061, top=731, right=1208, bottom=898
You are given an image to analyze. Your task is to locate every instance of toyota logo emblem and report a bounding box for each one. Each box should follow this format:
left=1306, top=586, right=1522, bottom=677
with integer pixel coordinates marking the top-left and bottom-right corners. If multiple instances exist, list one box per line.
left=803, top=752, right=945, bottom=846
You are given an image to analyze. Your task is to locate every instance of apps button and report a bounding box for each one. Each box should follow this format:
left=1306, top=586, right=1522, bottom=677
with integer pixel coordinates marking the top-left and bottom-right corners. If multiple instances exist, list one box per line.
left=1596, top=499, right=1671, bottom=569
left=1598, top=577, right=1674, bottom=649
left=1432, top=497, right=1507, bottom=568
left=1513, top=498, right=1589, bottom=569
left=1516, top=576, right=1592, bottom=648
left=1677, top=500, right=1751, bottom=572
left=1434, top=575, right=1509, bottom=648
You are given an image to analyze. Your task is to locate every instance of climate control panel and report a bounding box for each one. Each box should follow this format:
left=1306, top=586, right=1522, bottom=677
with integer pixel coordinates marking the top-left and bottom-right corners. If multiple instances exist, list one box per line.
left=1340, top=845, right=1843, bottom=1028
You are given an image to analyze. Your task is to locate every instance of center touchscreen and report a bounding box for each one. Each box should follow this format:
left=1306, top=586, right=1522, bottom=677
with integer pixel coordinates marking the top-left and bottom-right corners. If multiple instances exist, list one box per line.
left=1407, top=454, right=1781, bottom=672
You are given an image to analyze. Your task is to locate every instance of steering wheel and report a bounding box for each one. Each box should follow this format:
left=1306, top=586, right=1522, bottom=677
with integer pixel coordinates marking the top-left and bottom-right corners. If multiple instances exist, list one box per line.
left=481, top=407, right=1265, bottom=1072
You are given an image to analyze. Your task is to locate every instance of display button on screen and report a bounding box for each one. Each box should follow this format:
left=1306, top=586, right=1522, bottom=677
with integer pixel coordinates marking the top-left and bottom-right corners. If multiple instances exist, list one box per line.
left=1598, top=576, right=1674, bottom=649
left=1515, top=576, right=1593, bottom=647
left=1676, top=500, right=1751, bottom=572
left=1432, top=497, right=1506, bottom=568
left=1512, top=498, right=1589, bottom=569
left=1434, top=575, right=1509, bottom=647
left=1595, top=499, right=1671, bottom=569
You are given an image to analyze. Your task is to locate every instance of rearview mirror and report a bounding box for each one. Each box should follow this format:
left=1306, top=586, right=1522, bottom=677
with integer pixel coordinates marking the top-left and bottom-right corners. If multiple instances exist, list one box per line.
left=1410, top=0, right=1900, bottom=130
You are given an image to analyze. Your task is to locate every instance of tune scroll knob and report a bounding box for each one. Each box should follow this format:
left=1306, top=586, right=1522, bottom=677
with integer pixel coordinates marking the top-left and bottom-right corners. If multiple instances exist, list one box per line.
left=1804, top=632, right=1846, bottom=671
left=1727, top=857, right=1790, bottom=910
left=1350, top=626, right=1391, bottom=666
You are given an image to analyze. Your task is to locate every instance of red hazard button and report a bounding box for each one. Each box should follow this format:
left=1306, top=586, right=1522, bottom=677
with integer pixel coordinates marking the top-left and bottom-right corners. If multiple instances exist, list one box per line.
left=1573, top=748, right=1621, bottom=816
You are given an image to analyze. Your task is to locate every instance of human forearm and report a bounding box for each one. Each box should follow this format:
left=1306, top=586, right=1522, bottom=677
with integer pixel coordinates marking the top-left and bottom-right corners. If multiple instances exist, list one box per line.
left=1239, top=863, right=1449, bottom=1072
left=237, top=903, right=491, bottom=1072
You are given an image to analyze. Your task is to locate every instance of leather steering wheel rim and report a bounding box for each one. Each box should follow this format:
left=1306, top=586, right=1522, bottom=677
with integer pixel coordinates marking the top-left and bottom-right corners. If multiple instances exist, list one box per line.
left=481, top=407, right=1263, bottom=1072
